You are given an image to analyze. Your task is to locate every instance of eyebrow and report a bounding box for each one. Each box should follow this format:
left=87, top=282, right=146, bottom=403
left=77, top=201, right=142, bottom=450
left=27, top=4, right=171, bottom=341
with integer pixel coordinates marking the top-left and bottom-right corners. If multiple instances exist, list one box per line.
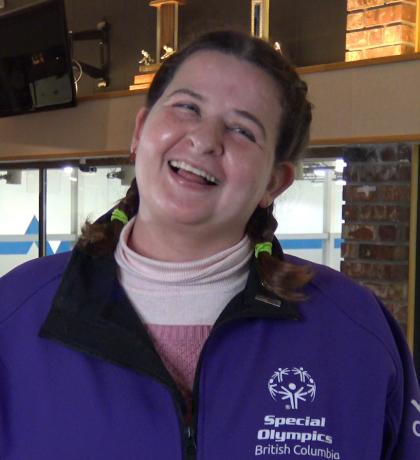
left=167, top=88, right=267, bottom=140
left=167, top=88, right=204, bottom=101
left=234, top=109, right=266, bottom=141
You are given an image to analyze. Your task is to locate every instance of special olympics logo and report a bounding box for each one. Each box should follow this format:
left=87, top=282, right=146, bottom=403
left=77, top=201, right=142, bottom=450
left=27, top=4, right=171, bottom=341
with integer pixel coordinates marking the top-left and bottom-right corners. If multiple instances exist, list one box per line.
left=268, top=367, right=316, bottom=410
left=411, top=400, right=420, bottom=437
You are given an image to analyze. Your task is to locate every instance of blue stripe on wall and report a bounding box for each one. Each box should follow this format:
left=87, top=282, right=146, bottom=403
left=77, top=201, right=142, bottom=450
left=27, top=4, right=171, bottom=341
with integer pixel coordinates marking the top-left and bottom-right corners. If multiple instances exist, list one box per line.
left=279, top=239, right=324, bottom=250
left=1, top=216, right=342, bottom=256
left=0, top=241, right=73, bottom=255
left=279, top=238, right=343, bottom=250
left=0, top=242, right=33, bottom=255
left=2, top=238, right=341, bottom=254
left=1, top=238, right=340, bottom=254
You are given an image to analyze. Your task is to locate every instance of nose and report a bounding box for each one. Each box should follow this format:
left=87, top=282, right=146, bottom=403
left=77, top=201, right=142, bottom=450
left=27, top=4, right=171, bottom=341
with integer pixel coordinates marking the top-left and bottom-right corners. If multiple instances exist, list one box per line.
left=187, top=118, right=224, bottom=156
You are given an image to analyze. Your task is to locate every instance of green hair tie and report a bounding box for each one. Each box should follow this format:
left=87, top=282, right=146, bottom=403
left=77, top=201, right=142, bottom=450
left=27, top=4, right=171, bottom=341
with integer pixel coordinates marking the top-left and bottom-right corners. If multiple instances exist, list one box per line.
left=111, top=208, right=128, bottom=225
left=255, top=242, right=273, bottom=258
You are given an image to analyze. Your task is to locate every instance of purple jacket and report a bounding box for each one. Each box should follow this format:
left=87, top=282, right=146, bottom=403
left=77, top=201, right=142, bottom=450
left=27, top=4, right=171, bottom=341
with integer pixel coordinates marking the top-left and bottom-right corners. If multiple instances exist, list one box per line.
left=0, top=245, right=419, bottom=459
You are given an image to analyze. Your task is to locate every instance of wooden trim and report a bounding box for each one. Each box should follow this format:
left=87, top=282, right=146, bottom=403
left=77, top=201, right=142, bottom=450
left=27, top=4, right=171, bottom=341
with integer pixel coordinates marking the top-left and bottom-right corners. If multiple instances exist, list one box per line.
left=407, top=144, right=419, bottom=350
left=156, top=6, right=161, bottom=62
left=0, top=150, right=129, bottom=164
left=0, top=157, right=130, bottom=170
left=298, top=52, right=420, bottom=75
left=174, top=2, right=179, bottom=50
left=416, top=0, right=420, bottom=52
left=263, top=0, right=270, bottom=40
left=78, top=88, right=146, bottom=102
left=310, top=134, right=420, bottom=147
left=149, top=0, right=185, bottom=7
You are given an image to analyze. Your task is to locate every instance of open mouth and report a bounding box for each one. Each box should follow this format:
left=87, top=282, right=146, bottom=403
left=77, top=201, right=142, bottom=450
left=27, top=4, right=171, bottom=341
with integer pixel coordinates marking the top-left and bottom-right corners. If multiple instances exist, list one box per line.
left=168, top=160, right=220, bottom=186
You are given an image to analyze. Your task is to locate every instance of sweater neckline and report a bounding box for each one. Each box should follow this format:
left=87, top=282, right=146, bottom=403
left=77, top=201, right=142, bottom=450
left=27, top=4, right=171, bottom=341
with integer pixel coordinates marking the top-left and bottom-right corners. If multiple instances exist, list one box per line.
left=114, top=217, right=253, bottom=289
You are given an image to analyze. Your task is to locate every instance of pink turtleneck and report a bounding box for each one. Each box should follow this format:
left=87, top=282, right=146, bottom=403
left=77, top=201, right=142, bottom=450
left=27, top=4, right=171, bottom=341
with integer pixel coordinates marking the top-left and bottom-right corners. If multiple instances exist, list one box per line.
left=114, top=218, right=252, bottom=408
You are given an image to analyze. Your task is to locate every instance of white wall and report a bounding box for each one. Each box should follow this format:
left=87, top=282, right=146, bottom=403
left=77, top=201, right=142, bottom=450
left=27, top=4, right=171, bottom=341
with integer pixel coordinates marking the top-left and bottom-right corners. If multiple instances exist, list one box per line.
left=302, top=58, right=420, bottom=142
left=274, top=175, right=344, bottom=271
left=275, top=180, right=324, bottom=234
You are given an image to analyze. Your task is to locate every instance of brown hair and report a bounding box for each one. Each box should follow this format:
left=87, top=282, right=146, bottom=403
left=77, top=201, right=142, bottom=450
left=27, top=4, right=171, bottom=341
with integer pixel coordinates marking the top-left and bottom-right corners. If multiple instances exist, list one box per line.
left=78, top=30, right=313, bottom=301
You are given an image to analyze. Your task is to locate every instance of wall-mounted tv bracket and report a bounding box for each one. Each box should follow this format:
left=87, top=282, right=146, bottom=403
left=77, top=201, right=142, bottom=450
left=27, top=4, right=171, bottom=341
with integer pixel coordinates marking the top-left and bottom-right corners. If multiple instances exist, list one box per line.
left=69, top=20, right=110, bottom=88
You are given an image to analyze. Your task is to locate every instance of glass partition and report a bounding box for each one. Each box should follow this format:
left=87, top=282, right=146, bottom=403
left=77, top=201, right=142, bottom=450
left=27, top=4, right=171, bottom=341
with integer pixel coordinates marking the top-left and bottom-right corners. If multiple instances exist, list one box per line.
left=0, top=162, right=132, bottom=276
left=0, top=169, right=40, bottom=275
left=275, top=159, right=345, bottom=271
left=0, top=158, right=343, bottom=276
left=46, top=165, right=131, bottom=257
left=77, top=166, right=131, bottom=226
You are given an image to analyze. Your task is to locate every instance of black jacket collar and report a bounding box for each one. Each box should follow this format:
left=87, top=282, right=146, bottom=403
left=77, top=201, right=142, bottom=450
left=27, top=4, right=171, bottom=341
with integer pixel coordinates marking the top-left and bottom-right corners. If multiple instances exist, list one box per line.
left=39, top=239, right=300, bottom=391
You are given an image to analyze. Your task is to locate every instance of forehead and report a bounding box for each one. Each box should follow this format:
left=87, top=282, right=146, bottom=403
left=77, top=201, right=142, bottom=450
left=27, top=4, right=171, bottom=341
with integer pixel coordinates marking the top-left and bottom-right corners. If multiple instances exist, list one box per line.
left=163, top=50, right=281, bottom=117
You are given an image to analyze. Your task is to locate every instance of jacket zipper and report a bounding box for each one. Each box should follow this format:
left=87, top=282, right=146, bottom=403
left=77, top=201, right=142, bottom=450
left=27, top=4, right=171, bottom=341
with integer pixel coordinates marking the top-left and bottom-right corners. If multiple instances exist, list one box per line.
left=184, top=425, right=197, bottom=459
left=183, top=316, right=253, bottom=460
left=166, top=317, right=241, bottom=460
left=172, top=390, right=197, bottom=460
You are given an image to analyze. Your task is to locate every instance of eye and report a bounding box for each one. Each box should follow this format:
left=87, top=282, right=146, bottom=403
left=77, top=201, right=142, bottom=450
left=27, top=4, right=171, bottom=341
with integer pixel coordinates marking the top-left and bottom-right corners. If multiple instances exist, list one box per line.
left=228, top=125, right=256, bottom=143
left=173, top=102, right=200, bottom=116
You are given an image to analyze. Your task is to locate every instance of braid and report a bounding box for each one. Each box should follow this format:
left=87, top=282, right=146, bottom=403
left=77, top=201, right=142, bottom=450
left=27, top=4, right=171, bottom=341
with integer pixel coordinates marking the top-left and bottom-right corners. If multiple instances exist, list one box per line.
left=246, top=204, right=277, bottom=242
left=246, top=205, right=313, bottom=302
left=116, top=179, right=139, bottom=221
left=77, top=179, right=139, bottom=256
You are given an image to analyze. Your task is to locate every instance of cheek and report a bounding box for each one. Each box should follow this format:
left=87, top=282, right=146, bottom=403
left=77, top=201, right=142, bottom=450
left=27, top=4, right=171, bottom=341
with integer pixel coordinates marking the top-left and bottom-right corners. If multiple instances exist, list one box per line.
left=138, top=112, right=182, bottom=153
left=226, top=152, right=272, bottom=193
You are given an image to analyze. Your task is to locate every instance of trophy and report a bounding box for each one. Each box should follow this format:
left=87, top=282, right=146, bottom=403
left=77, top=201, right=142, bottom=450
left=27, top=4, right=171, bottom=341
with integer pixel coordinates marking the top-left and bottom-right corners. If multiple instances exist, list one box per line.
left=130, top=0, right=186, bottom=90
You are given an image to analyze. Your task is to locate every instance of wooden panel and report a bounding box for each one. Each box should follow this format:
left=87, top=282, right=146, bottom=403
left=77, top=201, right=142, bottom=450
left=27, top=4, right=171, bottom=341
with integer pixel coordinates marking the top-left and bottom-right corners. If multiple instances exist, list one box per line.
left=179, top=0, right=249, bottom=44
left=160, top=3, right=176, bottom=50
left=299, top=52, right=420, bottom=74
left=78, top=88, right=147, bottom=101
left=310, top=134, right=420, bottom=146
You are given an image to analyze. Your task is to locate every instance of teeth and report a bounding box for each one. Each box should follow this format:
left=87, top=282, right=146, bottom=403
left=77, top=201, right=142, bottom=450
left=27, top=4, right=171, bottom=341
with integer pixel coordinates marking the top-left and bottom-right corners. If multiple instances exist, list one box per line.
left=169, top=160, right=219, bottom=184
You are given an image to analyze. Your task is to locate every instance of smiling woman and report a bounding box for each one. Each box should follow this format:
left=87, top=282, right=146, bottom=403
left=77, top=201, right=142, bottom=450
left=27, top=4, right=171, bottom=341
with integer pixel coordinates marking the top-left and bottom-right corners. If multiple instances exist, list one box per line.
left=0, top=30, right=419, bottom=460
left=129, top=50, right=290, bottom=261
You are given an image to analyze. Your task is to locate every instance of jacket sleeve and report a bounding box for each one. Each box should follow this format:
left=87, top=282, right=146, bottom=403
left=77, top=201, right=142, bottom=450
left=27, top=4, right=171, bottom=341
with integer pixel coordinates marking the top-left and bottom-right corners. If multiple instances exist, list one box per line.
left=381, top=306, right=420, bottom=459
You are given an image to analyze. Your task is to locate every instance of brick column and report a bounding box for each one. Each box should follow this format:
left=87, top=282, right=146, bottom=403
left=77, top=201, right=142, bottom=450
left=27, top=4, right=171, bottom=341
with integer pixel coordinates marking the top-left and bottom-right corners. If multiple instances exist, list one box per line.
left=341, top=144, right=412, bottom=332
left=346, top=0, right=417, bottom=61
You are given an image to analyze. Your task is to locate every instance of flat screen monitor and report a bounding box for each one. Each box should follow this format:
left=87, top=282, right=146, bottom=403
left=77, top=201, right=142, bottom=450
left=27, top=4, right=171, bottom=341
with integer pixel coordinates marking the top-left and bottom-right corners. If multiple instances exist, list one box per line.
left=0, top=0, right=76, bottom=118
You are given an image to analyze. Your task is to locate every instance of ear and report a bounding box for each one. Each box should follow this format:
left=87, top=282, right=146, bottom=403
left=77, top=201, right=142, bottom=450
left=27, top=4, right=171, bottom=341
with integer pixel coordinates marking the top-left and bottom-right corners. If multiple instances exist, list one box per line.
left=259, top=162, right=295, bottom=208
left=130, top=108, right=148, bottom=155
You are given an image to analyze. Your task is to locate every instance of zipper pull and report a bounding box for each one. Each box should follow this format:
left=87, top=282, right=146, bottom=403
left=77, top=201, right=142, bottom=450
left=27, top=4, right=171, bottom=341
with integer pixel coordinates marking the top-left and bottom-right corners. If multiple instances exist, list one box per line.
left=185, top=425, right=197, bottom=457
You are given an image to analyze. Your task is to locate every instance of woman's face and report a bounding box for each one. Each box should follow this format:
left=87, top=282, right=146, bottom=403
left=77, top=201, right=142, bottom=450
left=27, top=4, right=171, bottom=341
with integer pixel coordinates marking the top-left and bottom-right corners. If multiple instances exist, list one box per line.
left=132, top=50, right=294, bottom=245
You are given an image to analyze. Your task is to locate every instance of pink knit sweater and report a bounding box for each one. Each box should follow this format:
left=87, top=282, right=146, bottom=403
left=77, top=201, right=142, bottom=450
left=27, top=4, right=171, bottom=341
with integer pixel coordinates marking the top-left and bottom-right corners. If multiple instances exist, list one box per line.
left=114, top=218, right=252, bottom=413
